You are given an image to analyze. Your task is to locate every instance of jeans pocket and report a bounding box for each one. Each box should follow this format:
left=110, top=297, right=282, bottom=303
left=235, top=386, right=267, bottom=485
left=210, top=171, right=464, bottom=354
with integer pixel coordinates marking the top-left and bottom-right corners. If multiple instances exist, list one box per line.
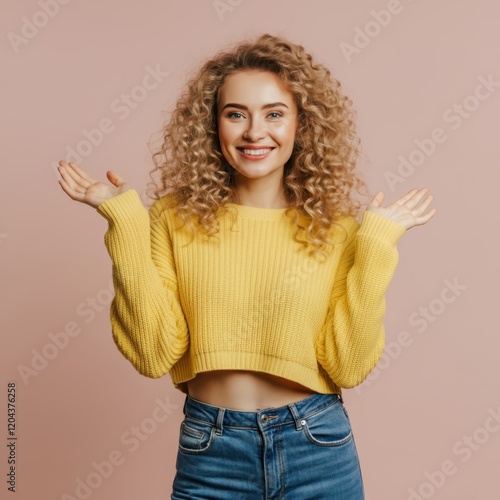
left=178, top=417, right=216, bottom=455
left=300, top=399, right=353, bottom=447
left=340, top=399, right=352, bottom=423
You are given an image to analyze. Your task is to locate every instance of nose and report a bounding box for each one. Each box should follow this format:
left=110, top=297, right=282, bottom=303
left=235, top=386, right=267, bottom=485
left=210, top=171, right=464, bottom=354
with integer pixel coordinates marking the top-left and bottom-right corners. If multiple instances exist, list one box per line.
left=243, top=117, right=267, bottom=141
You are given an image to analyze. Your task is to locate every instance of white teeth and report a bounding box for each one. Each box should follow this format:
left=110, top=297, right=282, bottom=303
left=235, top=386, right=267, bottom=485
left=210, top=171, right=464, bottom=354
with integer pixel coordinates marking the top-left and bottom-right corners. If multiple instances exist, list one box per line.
left=241, top=148, right=272, bottom=155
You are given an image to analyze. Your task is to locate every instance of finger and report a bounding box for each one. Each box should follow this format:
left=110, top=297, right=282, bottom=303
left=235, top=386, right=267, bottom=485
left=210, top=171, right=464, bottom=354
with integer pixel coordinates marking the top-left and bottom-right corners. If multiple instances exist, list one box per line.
left=107, top=170, right=126, bottom=188
left=67, top=162, right=98, bottom=185
left=58, top=165, right=85, bottom=193
left=58, top=163, right=87, bottom=191
left=414, top=207, right=437, bottom=226
left=63, top=162, right=94, bottom=189
left=402, top=188, right=431, bottom=210
left=394, top=187, right=419, bottom=206
left=58, top=177, right=82, bottom=201
left=367, top=191, right=384, bottom=208
left=413, top=194, right=434, bottom=215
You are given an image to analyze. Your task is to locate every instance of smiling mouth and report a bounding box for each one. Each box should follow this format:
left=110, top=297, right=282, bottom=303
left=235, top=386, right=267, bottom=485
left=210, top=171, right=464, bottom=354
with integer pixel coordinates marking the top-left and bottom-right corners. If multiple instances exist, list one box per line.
left=236, top=147, right=275, bottom=156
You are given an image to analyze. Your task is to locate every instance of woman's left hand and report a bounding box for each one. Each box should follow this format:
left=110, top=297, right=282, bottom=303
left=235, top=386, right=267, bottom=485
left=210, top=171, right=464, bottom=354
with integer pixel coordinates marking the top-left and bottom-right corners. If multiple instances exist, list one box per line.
left=366, top=187, right=437, bottom=231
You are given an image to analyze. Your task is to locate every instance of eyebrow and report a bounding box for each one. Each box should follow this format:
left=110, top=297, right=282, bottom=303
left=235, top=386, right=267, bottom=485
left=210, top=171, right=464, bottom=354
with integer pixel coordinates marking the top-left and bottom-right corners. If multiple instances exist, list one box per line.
left=220, top=102, right=289, bottom=111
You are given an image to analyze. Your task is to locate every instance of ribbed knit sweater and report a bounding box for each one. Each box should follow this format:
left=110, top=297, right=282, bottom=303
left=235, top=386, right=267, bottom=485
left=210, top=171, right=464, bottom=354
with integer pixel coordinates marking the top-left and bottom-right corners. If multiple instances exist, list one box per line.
left=96, top=189, right=406, bottom=396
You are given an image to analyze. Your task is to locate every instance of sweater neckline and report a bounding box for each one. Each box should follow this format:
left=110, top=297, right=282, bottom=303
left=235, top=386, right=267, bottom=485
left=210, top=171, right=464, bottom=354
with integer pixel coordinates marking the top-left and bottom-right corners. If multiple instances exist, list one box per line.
left=225, top=202, right=290, bottom=220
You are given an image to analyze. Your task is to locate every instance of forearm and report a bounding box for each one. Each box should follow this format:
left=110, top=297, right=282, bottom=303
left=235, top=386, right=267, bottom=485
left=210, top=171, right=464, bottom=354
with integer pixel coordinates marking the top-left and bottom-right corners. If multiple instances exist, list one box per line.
left=97, top=190, right=189, bottom=378
left=315, top=211, right=406, bottom=388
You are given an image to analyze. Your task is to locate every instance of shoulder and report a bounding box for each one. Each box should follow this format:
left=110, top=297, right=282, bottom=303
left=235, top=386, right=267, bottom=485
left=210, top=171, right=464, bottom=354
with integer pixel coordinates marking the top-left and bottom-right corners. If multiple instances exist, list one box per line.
left=148, top=193, right=179, bottom=220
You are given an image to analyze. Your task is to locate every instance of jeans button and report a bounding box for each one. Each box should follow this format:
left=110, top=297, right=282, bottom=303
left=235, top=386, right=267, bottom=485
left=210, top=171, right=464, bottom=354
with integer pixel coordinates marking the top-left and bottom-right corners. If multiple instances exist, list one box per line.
left=261, top=415, right=268, bottom=423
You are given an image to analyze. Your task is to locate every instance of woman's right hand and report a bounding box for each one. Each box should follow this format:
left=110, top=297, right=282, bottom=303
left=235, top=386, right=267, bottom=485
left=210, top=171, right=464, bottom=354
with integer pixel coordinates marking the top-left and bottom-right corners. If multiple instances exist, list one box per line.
left=57, top=161, right=134, bottom=209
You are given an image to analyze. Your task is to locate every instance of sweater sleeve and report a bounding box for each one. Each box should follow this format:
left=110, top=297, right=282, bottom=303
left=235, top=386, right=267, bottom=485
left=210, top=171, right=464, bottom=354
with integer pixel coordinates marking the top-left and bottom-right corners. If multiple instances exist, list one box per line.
left=315, top=210, right=406, bottom=388
left=96, top=189, right=189, bottom=378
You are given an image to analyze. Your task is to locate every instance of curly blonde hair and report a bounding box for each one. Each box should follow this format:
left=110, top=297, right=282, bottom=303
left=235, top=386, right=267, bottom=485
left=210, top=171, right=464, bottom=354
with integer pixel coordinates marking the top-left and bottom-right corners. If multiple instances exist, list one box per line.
left=144, top=33, right=370, bottom=261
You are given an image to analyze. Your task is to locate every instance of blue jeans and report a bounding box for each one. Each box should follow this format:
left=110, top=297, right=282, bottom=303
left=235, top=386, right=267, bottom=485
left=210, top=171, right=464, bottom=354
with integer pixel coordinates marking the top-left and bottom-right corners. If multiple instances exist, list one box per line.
left=171, top=392, right=365, bottom=499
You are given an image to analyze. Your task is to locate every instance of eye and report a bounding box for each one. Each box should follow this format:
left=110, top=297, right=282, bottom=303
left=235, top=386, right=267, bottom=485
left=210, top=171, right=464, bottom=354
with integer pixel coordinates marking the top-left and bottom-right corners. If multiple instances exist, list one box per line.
left=226, top=111, right=283, bottom=119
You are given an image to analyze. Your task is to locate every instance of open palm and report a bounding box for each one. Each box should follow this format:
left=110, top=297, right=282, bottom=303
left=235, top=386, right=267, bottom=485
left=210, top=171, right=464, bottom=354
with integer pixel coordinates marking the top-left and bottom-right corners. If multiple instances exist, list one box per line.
left=57, top=161, right=133, bottom=209
left=366, top=187, right=437, bottom=231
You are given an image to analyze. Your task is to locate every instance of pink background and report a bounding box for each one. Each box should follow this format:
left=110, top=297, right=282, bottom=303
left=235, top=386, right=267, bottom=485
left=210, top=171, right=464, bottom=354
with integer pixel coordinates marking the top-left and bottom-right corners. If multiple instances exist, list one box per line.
left=1, top=1, right=499, bottom=499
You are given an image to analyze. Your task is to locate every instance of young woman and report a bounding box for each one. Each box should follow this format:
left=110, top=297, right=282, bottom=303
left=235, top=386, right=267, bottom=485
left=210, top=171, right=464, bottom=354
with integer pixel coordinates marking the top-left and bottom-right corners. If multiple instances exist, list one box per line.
left=58, top=33, right=436, bottom=499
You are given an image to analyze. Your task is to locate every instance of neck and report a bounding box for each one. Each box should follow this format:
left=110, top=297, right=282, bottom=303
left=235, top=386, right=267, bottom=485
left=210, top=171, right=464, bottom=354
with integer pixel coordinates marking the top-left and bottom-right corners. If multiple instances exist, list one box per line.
left=230, top=187, right=289, bottom=209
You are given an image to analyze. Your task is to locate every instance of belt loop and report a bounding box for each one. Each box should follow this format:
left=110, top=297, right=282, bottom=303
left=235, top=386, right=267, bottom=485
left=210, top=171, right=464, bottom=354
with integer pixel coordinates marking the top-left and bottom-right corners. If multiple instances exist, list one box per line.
left=215, top=408, right=225, bottom=435
left=288, top=403, right=304, bottom=430
left=337, top=392, right=344, bottom=404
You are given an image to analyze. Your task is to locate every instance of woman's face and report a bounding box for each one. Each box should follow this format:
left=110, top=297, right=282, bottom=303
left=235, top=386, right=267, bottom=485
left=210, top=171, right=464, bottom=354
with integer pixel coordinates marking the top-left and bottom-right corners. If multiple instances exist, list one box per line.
left=216, top=69, right=298, bottom=189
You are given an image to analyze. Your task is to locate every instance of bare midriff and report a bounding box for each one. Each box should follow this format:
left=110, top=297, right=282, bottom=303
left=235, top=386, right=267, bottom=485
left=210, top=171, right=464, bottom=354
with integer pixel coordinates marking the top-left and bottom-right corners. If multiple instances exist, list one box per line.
left=186, top=370, right=316, bottom=411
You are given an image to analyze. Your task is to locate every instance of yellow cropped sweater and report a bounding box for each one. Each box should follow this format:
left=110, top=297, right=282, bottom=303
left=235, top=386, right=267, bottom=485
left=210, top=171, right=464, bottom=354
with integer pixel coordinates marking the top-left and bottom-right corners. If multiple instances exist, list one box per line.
left=96, top=189, right=406, bottom=396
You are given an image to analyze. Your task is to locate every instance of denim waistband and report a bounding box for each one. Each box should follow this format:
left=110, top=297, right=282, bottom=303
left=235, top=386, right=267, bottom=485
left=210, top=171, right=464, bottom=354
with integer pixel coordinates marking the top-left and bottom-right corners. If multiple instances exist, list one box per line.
left=182, top=392, right=344, bottom=434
